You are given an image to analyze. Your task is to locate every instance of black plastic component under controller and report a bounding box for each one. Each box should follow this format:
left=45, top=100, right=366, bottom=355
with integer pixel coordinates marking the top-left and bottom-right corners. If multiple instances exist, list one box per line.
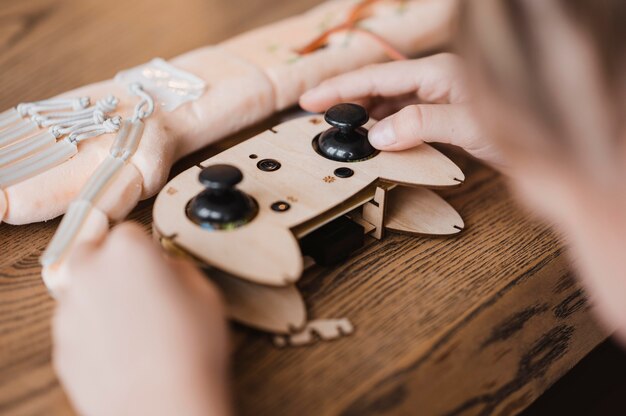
left=300, top=215, right=365, bottom=267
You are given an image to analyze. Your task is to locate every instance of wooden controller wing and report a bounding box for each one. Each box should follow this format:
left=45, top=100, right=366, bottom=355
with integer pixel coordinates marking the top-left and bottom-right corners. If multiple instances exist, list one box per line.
left=209, top=268, right=307, bottom=334
left=386, top=187, right=464, bottom=235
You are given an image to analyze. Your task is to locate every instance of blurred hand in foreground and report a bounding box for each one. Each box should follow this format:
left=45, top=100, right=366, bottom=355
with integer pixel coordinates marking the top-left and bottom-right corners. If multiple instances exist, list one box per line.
left=52, top=222, right=230, bottom=416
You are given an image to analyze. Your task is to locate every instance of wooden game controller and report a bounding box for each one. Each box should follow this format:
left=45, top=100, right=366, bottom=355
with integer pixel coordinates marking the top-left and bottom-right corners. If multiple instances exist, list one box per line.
left=153, top=103, right=464, bottom=346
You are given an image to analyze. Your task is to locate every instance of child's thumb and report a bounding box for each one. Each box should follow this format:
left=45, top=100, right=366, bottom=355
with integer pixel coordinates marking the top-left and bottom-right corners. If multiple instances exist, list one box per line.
left=368, top=104, right=481, bottom=152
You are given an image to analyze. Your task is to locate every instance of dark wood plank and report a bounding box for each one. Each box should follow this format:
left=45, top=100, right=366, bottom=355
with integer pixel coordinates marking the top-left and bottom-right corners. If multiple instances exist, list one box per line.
left=0, top=1, right=606, bottom=415
left=229, top=153, right=607, bottom=415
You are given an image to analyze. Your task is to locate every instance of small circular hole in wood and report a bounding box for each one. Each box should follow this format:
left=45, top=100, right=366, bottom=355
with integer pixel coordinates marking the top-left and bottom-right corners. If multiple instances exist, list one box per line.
left=271, top=201, right=291, bottom=212
left=249, top=154, right=258, bottom=159
left=257, top=159, right=281, bottom=172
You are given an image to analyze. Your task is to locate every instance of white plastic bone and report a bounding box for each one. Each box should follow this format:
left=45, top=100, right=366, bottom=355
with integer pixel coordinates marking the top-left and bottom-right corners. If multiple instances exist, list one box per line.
left=69, top=116, right=122, bottom=143
left=0, top=139, right=77, bottom=188
left=0, top=96, right=118, bottom=167
left=110, top=120, right=144, bottom=160
left=40, top=200, right=95, bottom=268
left=0, top=119, right=38, bottom=148
left=108, top=121, right=131, bottom=158
left=0, top=131, right=56, bottom=167
left=41, top=117, right=145, bottom=268
left=18, top=97, right=90, bottom=116
left=77, top=155, right=125, bottom=201
left=42, top=96, right=117, bottom=120
left=32, top=96, right=118, bottom=132
left=36, top=113, right=95, bottom=129
left=0, top=108, right=21, bottom=130
left=41, top=206, right=109, bottom=294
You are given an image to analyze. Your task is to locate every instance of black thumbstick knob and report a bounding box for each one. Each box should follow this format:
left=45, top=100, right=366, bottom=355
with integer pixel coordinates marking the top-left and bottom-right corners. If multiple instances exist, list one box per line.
left=187, top=164, right=258, bottom=229
left=198, top=164, right=243, bottom=190
left=324, top=103, right=369, bottom=132
left=314, top=103, right=378, bottom=162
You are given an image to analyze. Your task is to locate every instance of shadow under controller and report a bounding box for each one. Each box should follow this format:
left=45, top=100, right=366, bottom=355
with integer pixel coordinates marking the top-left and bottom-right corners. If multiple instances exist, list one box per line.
left=152, top=103, right=465, bottom=347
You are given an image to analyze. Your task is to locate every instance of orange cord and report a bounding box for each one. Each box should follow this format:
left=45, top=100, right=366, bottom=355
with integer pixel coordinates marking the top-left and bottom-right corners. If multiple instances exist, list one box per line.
left=294, top=0, right=408, bottom=61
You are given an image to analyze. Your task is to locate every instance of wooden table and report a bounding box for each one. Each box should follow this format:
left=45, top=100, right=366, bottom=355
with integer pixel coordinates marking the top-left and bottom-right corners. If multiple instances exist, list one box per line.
left=0, top=0, right=608, bottom=414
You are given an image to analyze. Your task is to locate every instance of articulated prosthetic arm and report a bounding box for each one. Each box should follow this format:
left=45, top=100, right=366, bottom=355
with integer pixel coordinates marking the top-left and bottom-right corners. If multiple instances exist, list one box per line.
left=0, top=0, right=456, bottom=226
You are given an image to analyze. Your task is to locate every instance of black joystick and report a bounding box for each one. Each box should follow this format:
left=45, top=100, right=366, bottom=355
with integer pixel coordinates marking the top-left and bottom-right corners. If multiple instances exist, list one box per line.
left=314, top=103, right=378, bottom=162
left=186, top=164, right=258, bottom=229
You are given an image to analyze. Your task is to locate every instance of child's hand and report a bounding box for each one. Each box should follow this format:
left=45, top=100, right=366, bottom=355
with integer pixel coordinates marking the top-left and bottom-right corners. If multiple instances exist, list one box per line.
left=52, top=223, right=230, bottom=416
left=300, top=53, right=506, bottom=168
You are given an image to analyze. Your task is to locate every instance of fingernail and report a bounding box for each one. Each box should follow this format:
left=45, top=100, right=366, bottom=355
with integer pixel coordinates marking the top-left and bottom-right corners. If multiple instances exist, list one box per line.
left=369, top=119, right=396, bottom=147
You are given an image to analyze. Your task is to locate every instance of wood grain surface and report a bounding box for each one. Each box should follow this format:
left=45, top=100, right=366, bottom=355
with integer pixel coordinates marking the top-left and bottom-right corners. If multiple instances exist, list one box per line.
left=0, top=0, right=608, bottom=415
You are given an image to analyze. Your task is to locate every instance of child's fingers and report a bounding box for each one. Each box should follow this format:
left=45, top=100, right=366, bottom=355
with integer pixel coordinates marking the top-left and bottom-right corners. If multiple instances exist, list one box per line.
left=62, top=221, right=144, bottom=275
left=42, top=208, right=110, bottom=295
left=299, top=53, right=467, bottom=112
left=367, top=93, right=421, bottom=120
left=105, top=221, right=149, bottom=246
left=168, top=257, right=225, bottom=311
left=55, top=223, right=146, bottom=286
left=368, top=103, right=482, bottom=152
left=104, top=224, right=221, bottom=304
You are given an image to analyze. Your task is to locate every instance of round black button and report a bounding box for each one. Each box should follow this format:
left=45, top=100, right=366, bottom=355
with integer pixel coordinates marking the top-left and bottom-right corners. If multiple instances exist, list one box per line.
left=334, top=167, right=354, bottom=178
left=271, top=201, right=291, bottom=212
left=198, top=164, right=243, bottom=190
left=324, top=103, right=369, bottom=133
left=257, top=159, right=281, bottom=172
